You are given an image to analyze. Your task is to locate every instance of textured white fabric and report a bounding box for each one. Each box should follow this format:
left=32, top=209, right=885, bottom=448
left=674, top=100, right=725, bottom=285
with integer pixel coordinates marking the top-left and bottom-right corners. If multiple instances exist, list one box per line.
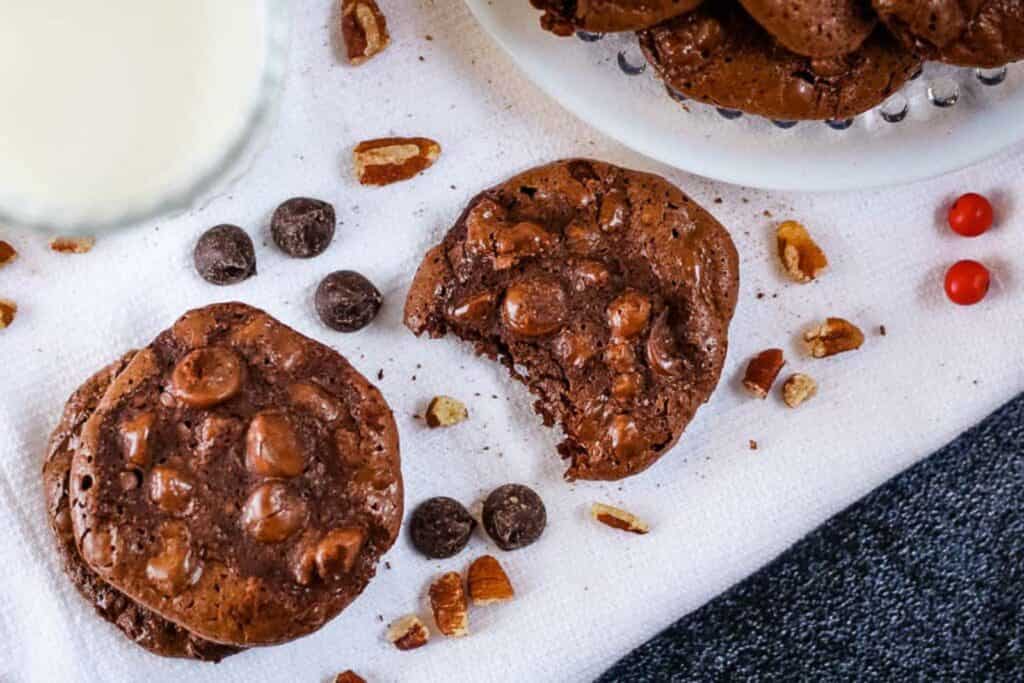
left=1, top=2, right=1023, bottom=682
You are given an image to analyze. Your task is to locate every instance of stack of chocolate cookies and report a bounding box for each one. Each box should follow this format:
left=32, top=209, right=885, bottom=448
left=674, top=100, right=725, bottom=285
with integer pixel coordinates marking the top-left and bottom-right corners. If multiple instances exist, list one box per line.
left=43, top=303, right=402, bottom=660
left=530, top=0, right=1024, bottom=120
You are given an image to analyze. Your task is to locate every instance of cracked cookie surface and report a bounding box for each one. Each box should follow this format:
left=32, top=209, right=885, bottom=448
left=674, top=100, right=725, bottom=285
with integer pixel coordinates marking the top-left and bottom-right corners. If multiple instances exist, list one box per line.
left=405, top=159, right=738, bottom=481
left=873, top=0, right=1024, bottom=68
left=529, top=0, right=704, bottom=35
left=639, top=2, right=921, bottom=121
left=738, top=0, right=878, bottom=58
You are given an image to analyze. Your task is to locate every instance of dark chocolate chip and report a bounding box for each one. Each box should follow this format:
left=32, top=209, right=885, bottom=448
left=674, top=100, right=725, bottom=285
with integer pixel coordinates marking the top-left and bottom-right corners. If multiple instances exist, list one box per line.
left=271, top=197, right=336, bottom=258
left=193, top=225, right=256, bottom=286
left=409, top=497, right=476, bottom=559
left=482, top=484, right=546, bottom=551
left=315, top=270, right=382, bottom=333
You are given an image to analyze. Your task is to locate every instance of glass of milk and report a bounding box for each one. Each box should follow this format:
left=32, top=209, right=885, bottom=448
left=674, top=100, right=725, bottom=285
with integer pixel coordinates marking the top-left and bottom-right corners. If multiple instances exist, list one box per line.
left=0, top=0, right=289, bottom=234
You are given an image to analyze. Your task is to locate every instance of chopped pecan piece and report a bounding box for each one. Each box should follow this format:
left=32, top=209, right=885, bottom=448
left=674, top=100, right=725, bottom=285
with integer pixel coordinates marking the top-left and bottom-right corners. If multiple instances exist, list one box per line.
left=742, top=349, right=785, bottom=398
left=354, top=137, right=441, bottom=186
left=777, top=221, right=827, bottom=282
left=49, top=236, right=95, bottom=254
left=425, top=395, right=468, bottom=428
left=335, top=671, right=366, bottom=683
left=341, top=0, right=390, bottom=65
left=0, top=299, right=16, bottom=329
left=591, top=503, right=650, bottom=534
left=468, top=555, right=515, bottom=606
left=805, top=318, right=864, bottom=358
left=387, top=614, right=429, bottom=650
left=782, top=373, right=818, bottom=408
left=429, top=572, right=469, bottom=637
left=0, top=240, right=16, bottom=268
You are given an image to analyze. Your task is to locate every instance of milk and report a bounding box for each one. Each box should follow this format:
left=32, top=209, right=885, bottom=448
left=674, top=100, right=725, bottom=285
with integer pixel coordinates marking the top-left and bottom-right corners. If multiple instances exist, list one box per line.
left=0, top=0, right=268, bottom=227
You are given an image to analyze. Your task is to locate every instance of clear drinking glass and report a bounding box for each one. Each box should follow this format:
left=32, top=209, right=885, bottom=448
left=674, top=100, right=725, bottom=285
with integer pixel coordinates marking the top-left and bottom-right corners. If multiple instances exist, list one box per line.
left=0, top=0, right=290, bottom=235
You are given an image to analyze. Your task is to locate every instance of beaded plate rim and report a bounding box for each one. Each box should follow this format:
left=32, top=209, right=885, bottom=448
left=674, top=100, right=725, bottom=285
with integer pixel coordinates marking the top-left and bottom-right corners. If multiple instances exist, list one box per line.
left=465, top=0, right=1024, bottom=192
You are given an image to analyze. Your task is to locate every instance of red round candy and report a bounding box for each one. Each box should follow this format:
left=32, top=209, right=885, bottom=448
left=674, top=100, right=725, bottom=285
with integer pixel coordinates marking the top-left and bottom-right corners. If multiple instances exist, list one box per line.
left=944, top=260, right=990, bottom=306
left=947, top=193, right=993, bottom=237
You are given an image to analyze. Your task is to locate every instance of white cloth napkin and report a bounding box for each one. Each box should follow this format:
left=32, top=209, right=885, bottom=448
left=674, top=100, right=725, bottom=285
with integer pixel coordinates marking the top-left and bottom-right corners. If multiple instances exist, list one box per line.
left=2, top=2, right=1023, bottom=682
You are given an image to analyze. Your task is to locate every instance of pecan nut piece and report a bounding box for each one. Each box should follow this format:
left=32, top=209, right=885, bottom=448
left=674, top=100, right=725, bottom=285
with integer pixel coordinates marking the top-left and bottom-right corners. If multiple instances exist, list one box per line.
left=335, top=672, right=366, bottom=683
left=468, top=555, right=515, bottom=606
left=49, top=236, right=95, bottom=254
left=782, top=373, right=818, bottom=408
left=777, top=221, right=827, bottom=283
left=0, top=240, right=16, bottom=268
left=805, top=318, right=864, bottom=358
left=341, top=0, right=390, bottom=65
left=354, top=137, right=441, bottom=186
left=425, top=395, right=469, bottom=428
left=591, top=503, right=650, bottom=534
left=429, top=572, right=469, bottom=637
left=387, top=614, right=430, bottom=650
left=742, top=349, right=785, bottom=398
left=0, top=299, right=16, bottom=329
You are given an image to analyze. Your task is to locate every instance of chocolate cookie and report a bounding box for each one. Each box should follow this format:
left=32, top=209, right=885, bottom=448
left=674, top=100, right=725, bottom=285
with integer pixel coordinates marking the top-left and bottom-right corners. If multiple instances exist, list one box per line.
left=738, top=0, right=877, bottom=58
left=43, top=354, right=240, bottom=661
left=404, top=160, right=738, bottom=481
left=67, top=302, right=402, bottom=646
left=873, top=0, right=1024, bottom=68
left=530, top=0, right=705, bottom=35
left=639, top=3, right=921, bottom=121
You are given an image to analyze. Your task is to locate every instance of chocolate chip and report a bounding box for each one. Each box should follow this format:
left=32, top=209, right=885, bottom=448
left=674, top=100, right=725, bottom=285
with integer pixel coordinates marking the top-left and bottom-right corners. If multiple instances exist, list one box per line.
left=315, top=270, right=382, bottom=332
left=410, top=497, right=476, bottom=559
left=193, top=225, right=256, bottom=285
left=170, top=347, right=245, bottom=408
left=245, top=411, right=306, bottom=478
left=241, top=482, right=307, bottom=543
left=482, top=484, right=546, bottom=551
left=271, top=197, right=336, bottom=258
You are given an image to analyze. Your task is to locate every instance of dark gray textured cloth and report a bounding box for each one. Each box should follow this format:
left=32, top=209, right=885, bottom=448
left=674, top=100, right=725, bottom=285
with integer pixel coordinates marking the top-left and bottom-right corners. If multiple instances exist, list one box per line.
left=599, top=394, right=1024, bottom=682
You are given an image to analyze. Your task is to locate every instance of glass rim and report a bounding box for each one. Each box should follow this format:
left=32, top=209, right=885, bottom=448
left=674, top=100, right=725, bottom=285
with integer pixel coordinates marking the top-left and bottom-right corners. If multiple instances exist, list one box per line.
left=0, top=0, right=290, bottom=236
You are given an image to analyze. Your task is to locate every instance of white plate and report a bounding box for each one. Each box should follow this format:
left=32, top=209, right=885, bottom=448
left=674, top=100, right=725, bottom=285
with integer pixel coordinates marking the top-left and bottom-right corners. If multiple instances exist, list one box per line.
left=465, top=0, right=1024, bottom=191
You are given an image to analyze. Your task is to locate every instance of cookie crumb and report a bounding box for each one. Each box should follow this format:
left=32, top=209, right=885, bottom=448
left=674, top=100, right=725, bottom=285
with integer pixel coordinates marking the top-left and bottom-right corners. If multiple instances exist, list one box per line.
left=879, top=325, right=887, bottom=336
left=749, top=440, right=758, bottom=451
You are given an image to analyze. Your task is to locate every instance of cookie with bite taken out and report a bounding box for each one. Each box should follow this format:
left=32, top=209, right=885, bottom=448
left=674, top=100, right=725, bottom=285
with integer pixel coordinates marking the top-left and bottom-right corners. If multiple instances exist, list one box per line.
left=404, top=159, right=739, bottom=481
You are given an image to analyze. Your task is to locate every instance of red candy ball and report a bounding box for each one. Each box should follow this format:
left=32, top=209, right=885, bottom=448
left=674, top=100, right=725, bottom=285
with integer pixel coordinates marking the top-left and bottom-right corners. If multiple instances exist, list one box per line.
left=944, top=260, right=990, bottom=306
left=948, top=193, right=993, bottom=237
